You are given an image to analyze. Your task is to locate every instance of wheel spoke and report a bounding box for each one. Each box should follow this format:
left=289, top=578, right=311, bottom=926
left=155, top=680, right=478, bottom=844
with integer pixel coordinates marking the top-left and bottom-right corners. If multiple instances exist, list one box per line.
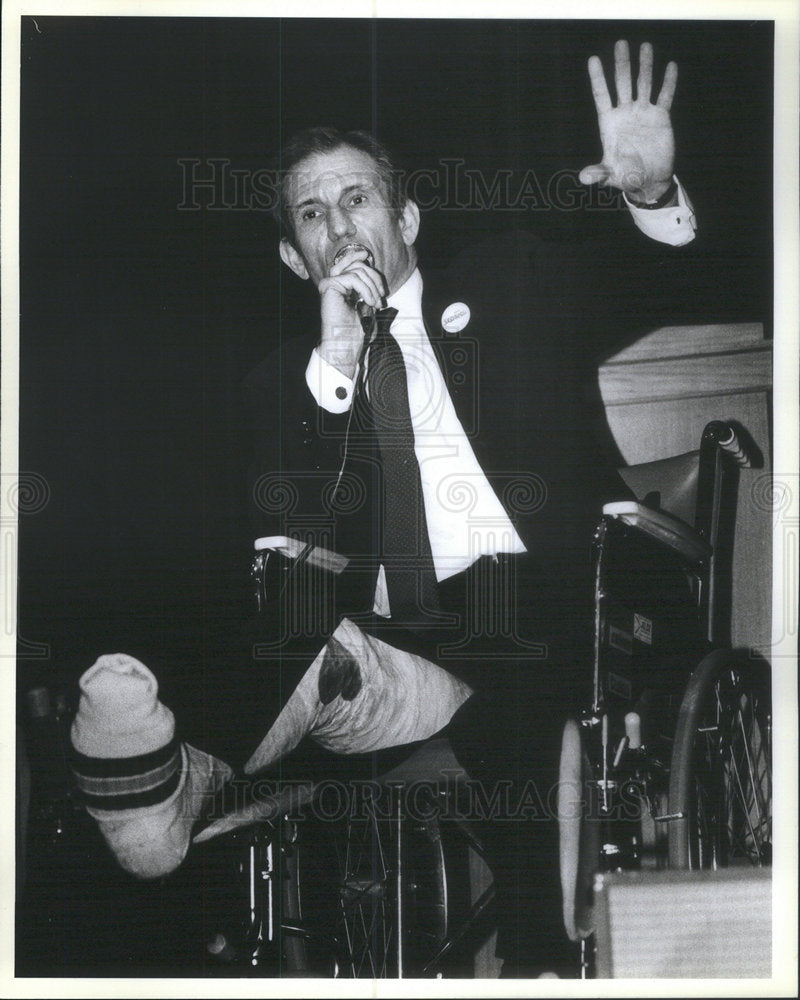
left=727, top=699, right=763, bottom=858
left=669, top=654, right=771, bottom=871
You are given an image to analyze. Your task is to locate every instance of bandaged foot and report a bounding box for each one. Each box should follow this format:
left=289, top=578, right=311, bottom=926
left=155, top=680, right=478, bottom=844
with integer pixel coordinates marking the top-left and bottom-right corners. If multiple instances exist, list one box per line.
left=70, top=653, right=233, bottom=878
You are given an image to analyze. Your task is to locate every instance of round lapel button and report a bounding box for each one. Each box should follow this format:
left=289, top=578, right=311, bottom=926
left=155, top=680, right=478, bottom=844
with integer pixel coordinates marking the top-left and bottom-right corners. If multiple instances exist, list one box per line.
left=441, top=302, right=470, bottom=333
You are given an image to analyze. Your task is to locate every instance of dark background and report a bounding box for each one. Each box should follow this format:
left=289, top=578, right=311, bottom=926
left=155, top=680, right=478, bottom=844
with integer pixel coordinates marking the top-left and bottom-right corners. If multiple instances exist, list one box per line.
left=16, top=16, right=773, bottom=975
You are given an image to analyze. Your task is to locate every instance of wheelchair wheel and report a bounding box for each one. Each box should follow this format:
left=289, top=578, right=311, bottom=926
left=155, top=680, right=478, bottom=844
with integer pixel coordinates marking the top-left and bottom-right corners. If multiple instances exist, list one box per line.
left=557, top=718, right=601, bottom=943
left=200, top=772, right=481, bottom=978
left=201, top=814, right=312, bottom=975
left=667, top=650, right=772, bottom=870
left=331, top=784, right=449, bottom=977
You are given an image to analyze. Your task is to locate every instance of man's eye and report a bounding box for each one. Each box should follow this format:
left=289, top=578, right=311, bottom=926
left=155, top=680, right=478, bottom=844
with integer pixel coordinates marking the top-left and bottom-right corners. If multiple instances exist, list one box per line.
left=301, top=208, right=320, bottom=222
left=348, top=194, right=366, bottom=207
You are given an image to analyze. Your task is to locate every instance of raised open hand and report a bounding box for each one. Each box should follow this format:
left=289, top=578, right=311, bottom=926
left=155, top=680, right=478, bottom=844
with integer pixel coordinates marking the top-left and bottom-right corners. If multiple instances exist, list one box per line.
left=580, top=40, right=677, bottom=204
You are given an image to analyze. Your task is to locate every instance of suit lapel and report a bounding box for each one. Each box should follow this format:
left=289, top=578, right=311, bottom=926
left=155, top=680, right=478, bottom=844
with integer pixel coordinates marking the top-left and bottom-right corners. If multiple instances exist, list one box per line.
left=419, top=260, right=515, bottom=505
left=420, top=266, right=473, bottom=406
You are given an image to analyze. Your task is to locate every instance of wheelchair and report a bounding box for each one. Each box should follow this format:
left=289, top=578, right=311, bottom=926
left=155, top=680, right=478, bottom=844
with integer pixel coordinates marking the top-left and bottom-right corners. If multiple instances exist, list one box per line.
left=200, top=739, right=497, bottom=978
left=558, top=420, right=772, bottom=972
left=203, top=419, right=771, bottom=979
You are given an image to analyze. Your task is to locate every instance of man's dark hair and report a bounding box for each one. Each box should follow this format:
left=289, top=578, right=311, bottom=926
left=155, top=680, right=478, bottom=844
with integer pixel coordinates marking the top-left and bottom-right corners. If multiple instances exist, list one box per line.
left=273, top=126, right=407, bottom=245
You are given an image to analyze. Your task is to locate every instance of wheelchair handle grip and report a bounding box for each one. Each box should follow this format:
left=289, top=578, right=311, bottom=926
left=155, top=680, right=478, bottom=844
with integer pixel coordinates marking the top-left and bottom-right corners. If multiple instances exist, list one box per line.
left=702, top=420, right=752, bottom=468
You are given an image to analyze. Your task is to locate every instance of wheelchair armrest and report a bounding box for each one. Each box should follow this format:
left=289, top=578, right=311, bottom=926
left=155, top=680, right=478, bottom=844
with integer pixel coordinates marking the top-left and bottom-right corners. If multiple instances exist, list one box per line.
left=254, top=536, right=349, bottom=574
left=602, top=501, right=712, bottom=565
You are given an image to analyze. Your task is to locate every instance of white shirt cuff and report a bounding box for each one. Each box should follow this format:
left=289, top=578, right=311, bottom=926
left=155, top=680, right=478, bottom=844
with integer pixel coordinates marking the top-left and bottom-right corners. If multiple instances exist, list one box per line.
left=624, top=176, right=697, bottom=247
left=305, top=348, right=356, bottom=414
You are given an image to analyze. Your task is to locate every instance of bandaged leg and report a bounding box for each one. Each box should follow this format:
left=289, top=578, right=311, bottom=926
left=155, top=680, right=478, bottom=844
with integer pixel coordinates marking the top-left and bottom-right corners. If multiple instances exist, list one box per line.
left=245, top=617, right=473, bottom=774
left=196, top=619, right=473, bottom=844
left=70, top=653, right=233, bottom=878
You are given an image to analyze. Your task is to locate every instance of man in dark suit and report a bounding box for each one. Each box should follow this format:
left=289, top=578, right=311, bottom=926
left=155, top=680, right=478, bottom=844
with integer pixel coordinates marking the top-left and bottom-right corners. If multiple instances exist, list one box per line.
left=239, top=40, right=697, bottom=976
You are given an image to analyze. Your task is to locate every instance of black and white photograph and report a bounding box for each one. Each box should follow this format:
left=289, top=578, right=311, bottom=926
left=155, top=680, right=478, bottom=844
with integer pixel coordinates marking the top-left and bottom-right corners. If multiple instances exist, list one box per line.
left=3, top=1, right=797, bottom=992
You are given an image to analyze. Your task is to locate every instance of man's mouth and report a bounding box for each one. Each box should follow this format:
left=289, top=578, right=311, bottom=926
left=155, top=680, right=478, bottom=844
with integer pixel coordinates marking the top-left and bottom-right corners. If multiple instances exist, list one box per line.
left=332, top=243, right=375, bottom=269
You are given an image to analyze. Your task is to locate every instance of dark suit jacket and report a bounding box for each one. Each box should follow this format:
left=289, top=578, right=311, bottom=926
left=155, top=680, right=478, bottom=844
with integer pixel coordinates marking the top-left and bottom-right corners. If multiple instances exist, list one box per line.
left=243, top=226, right=691, bottom=700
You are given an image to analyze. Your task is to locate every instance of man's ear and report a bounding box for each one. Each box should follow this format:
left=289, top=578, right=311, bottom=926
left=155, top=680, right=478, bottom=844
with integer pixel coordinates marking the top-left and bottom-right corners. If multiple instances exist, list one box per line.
left=398, top=199, right=420, bottom=247
left=279, top=237, right=310, bottom=280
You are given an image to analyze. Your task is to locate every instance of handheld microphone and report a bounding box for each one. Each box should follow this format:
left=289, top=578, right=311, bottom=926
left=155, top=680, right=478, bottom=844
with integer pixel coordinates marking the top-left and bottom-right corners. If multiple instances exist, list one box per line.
left=333, top=243, right=376, bottom=327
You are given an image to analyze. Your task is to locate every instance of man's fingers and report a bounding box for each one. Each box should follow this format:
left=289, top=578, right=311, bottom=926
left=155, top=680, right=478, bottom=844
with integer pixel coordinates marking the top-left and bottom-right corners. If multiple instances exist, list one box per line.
left=330, top=253, right=385, bottom=305
left=656, top=60, right=678, bottom=110
left=329, top=248, right=370, bottom=279
left=344, top=266, right=383, bottom=305
left=328, top=269, right=382, bottom=309
left=578, top=163, right=611, bottom=187
left=614, top=39, right=632, bottom=104
left=587, top=55, right=612, bottom=113
left=636, top=42, right=654, bottom=103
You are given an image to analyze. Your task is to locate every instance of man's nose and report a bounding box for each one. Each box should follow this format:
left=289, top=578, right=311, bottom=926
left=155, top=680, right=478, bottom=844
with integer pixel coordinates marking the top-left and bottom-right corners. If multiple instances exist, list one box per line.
left=326, top=207, right=356, bottom=242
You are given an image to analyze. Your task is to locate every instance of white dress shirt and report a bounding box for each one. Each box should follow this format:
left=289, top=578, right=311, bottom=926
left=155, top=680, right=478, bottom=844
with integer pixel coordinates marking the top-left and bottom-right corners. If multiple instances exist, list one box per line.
left=306, top=268, right=527, bottom=589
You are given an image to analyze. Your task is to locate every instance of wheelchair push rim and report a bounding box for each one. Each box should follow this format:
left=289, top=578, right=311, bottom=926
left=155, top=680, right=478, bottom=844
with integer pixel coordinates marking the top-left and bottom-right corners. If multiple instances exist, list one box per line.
left=667, top=649, right=772, bottom=871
